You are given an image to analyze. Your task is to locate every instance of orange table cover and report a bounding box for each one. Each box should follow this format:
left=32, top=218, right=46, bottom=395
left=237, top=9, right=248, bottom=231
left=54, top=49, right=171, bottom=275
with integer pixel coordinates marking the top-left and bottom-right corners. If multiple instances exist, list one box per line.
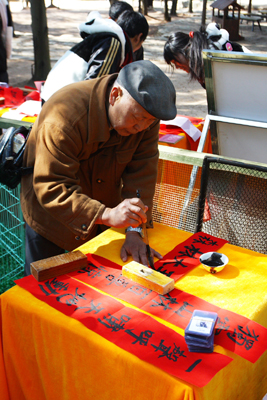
left=1, top=224, right=267, bottom=400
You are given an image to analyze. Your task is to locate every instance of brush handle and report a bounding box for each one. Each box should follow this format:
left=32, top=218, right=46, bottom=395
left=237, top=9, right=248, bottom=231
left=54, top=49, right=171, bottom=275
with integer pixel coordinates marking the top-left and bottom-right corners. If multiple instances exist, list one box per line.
left=136, top=189, right=154, bottom=268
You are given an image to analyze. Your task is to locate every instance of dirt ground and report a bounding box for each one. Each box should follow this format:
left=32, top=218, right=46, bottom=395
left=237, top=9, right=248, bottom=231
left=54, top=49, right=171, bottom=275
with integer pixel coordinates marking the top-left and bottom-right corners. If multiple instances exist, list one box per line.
left=7, top=0, right=267, bottom=118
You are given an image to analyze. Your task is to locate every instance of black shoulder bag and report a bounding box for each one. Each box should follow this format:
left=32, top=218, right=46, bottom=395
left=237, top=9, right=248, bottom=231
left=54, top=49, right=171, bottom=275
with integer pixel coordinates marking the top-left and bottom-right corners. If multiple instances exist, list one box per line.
left=0, top=125, right=33, bottom=189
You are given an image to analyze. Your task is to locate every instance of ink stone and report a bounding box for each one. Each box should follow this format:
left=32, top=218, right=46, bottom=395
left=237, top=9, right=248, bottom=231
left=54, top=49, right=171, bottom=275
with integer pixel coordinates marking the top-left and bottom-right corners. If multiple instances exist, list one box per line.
left=201, top=253, right=224, bottom=267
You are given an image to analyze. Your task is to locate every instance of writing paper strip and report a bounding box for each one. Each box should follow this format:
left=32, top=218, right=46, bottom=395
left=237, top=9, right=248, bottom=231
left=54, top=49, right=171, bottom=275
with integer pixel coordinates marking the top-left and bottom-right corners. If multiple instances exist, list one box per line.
left=152, top=232, right=228, bottom=281
left=15, top=275, right=232, bottom=388
left=70, top=253, right=267, bottom=363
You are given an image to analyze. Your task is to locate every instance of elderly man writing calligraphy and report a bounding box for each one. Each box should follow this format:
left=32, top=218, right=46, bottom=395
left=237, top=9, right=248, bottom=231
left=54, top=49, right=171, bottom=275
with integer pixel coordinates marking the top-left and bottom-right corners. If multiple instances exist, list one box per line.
left=21, top=61, right=177, bottom=275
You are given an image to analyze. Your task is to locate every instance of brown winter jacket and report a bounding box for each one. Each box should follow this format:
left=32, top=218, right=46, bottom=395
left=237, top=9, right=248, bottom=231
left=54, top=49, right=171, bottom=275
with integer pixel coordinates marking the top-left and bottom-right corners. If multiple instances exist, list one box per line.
left=21, top=74, right=159, bottom=251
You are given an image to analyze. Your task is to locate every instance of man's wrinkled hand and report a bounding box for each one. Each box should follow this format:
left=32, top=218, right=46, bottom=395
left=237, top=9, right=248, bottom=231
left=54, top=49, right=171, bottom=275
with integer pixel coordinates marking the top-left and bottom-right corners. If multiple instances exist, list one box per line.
left=120, top=231, right=162, bottom=266
left=97, top=197, right=148, bottom=228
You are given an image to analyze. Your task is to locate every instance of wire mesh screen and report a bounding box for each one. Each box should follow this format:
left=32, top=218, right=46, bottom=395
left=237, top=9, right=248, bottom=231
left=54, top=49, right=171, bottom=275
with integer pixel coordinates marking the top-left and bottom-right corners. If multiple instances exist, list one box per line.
left=152, top=158, right=202, bottom=233
left=0, top=184, right=25, bottom=293
left=199, top=160, right=267, bottom=254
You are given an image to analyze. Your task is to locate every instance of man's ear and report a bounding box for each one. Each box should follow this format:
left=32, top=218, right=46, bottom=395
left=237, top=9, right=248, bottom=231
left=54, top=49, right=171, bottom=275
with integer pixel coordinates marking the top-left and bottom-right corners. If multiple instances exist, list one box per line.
left=109, top=86, right=123, bottom=105
left=131, top=33, right=143, bottom=50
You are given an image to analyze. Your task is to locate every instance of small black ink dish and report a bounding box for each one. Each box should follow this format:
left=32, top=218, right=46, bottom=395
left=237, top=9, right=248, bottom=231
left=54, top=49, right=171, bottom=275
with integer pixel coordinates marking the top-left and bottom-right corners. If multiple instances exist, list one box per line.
left=199, top=252, right=229, bottom=274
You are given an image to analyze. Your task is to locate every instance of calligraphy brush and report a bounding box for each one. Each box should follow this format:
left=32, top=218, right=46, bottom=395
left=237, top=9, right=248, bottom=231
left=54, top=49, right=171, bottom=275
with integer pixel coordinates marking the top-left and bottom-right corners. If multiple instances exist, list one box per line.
left=136, top=190, right=154, bottom=269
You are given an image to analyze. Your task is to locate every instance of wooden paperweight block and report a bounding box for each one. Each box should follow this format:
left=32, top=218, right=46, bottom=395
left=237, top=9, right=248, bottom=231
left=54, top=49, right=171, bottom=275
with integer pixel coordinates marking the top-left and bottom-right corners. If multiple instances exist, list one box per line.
left=31, top=250, right=88, bottom=282
left=122, top=261, right=174, bottom=295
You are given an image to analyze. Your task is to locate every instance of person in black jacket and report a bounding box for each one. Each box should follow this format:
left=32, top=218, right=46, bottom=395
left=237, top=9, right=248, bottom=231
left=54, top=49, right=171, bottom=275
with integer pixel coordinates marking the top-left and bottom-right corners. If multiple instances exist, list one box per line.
left=41, top=10, right=148, bottom=102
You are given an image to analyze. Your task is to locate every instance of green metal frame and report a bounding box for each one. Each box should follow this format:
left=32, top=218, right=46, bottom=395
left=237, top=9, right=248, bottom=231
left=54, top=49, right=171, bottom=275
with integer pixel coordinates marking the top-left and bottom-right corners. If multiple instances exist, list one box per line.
left=159, top=145, right=267, bottom=230
left=159, top=145, right=267, bottom=171
left=0, top=119, right=33, bottom=293
left=0, top=118, right=33, bottom=129
left=0, top=184, right=25, bottom=293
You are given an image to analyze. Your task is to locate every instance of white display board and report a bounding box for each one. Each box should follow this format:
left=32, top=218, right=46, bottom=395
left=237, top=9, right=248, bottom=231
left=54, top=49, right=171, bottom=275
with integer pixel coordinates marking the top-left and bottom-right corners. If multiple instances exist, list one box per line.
left=203, top=50, right=267, bottom=164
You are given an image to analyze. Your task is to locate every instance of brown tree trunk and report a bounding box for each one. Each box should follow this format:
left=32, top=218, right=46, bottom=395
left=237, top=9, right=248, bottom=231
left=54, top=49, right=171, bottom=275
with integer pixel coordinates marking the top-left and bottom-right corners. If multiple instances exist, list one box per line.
left=140, top=0, right=148, bottom=15
left=164, top=0, right=171, bottom=21
left=29, top=0, right=51, bottom=81
left=248, top=0, right=252, bottom=13
left=201, top=0, right=208, bottom=26
left=189, top=0, right=193, bottom=13
left=47, top=1, right=59, bottom=9
left=171, top=0, right=178, bottom=16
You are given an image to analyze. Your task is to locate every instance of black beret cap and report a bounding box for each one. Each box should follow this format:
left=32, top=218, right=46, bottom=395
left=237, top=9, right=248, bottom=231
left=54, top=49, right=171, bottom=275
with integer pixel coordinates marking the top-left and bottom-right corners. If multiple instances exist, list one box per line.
left=117, top=60, right=177, bottom=120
